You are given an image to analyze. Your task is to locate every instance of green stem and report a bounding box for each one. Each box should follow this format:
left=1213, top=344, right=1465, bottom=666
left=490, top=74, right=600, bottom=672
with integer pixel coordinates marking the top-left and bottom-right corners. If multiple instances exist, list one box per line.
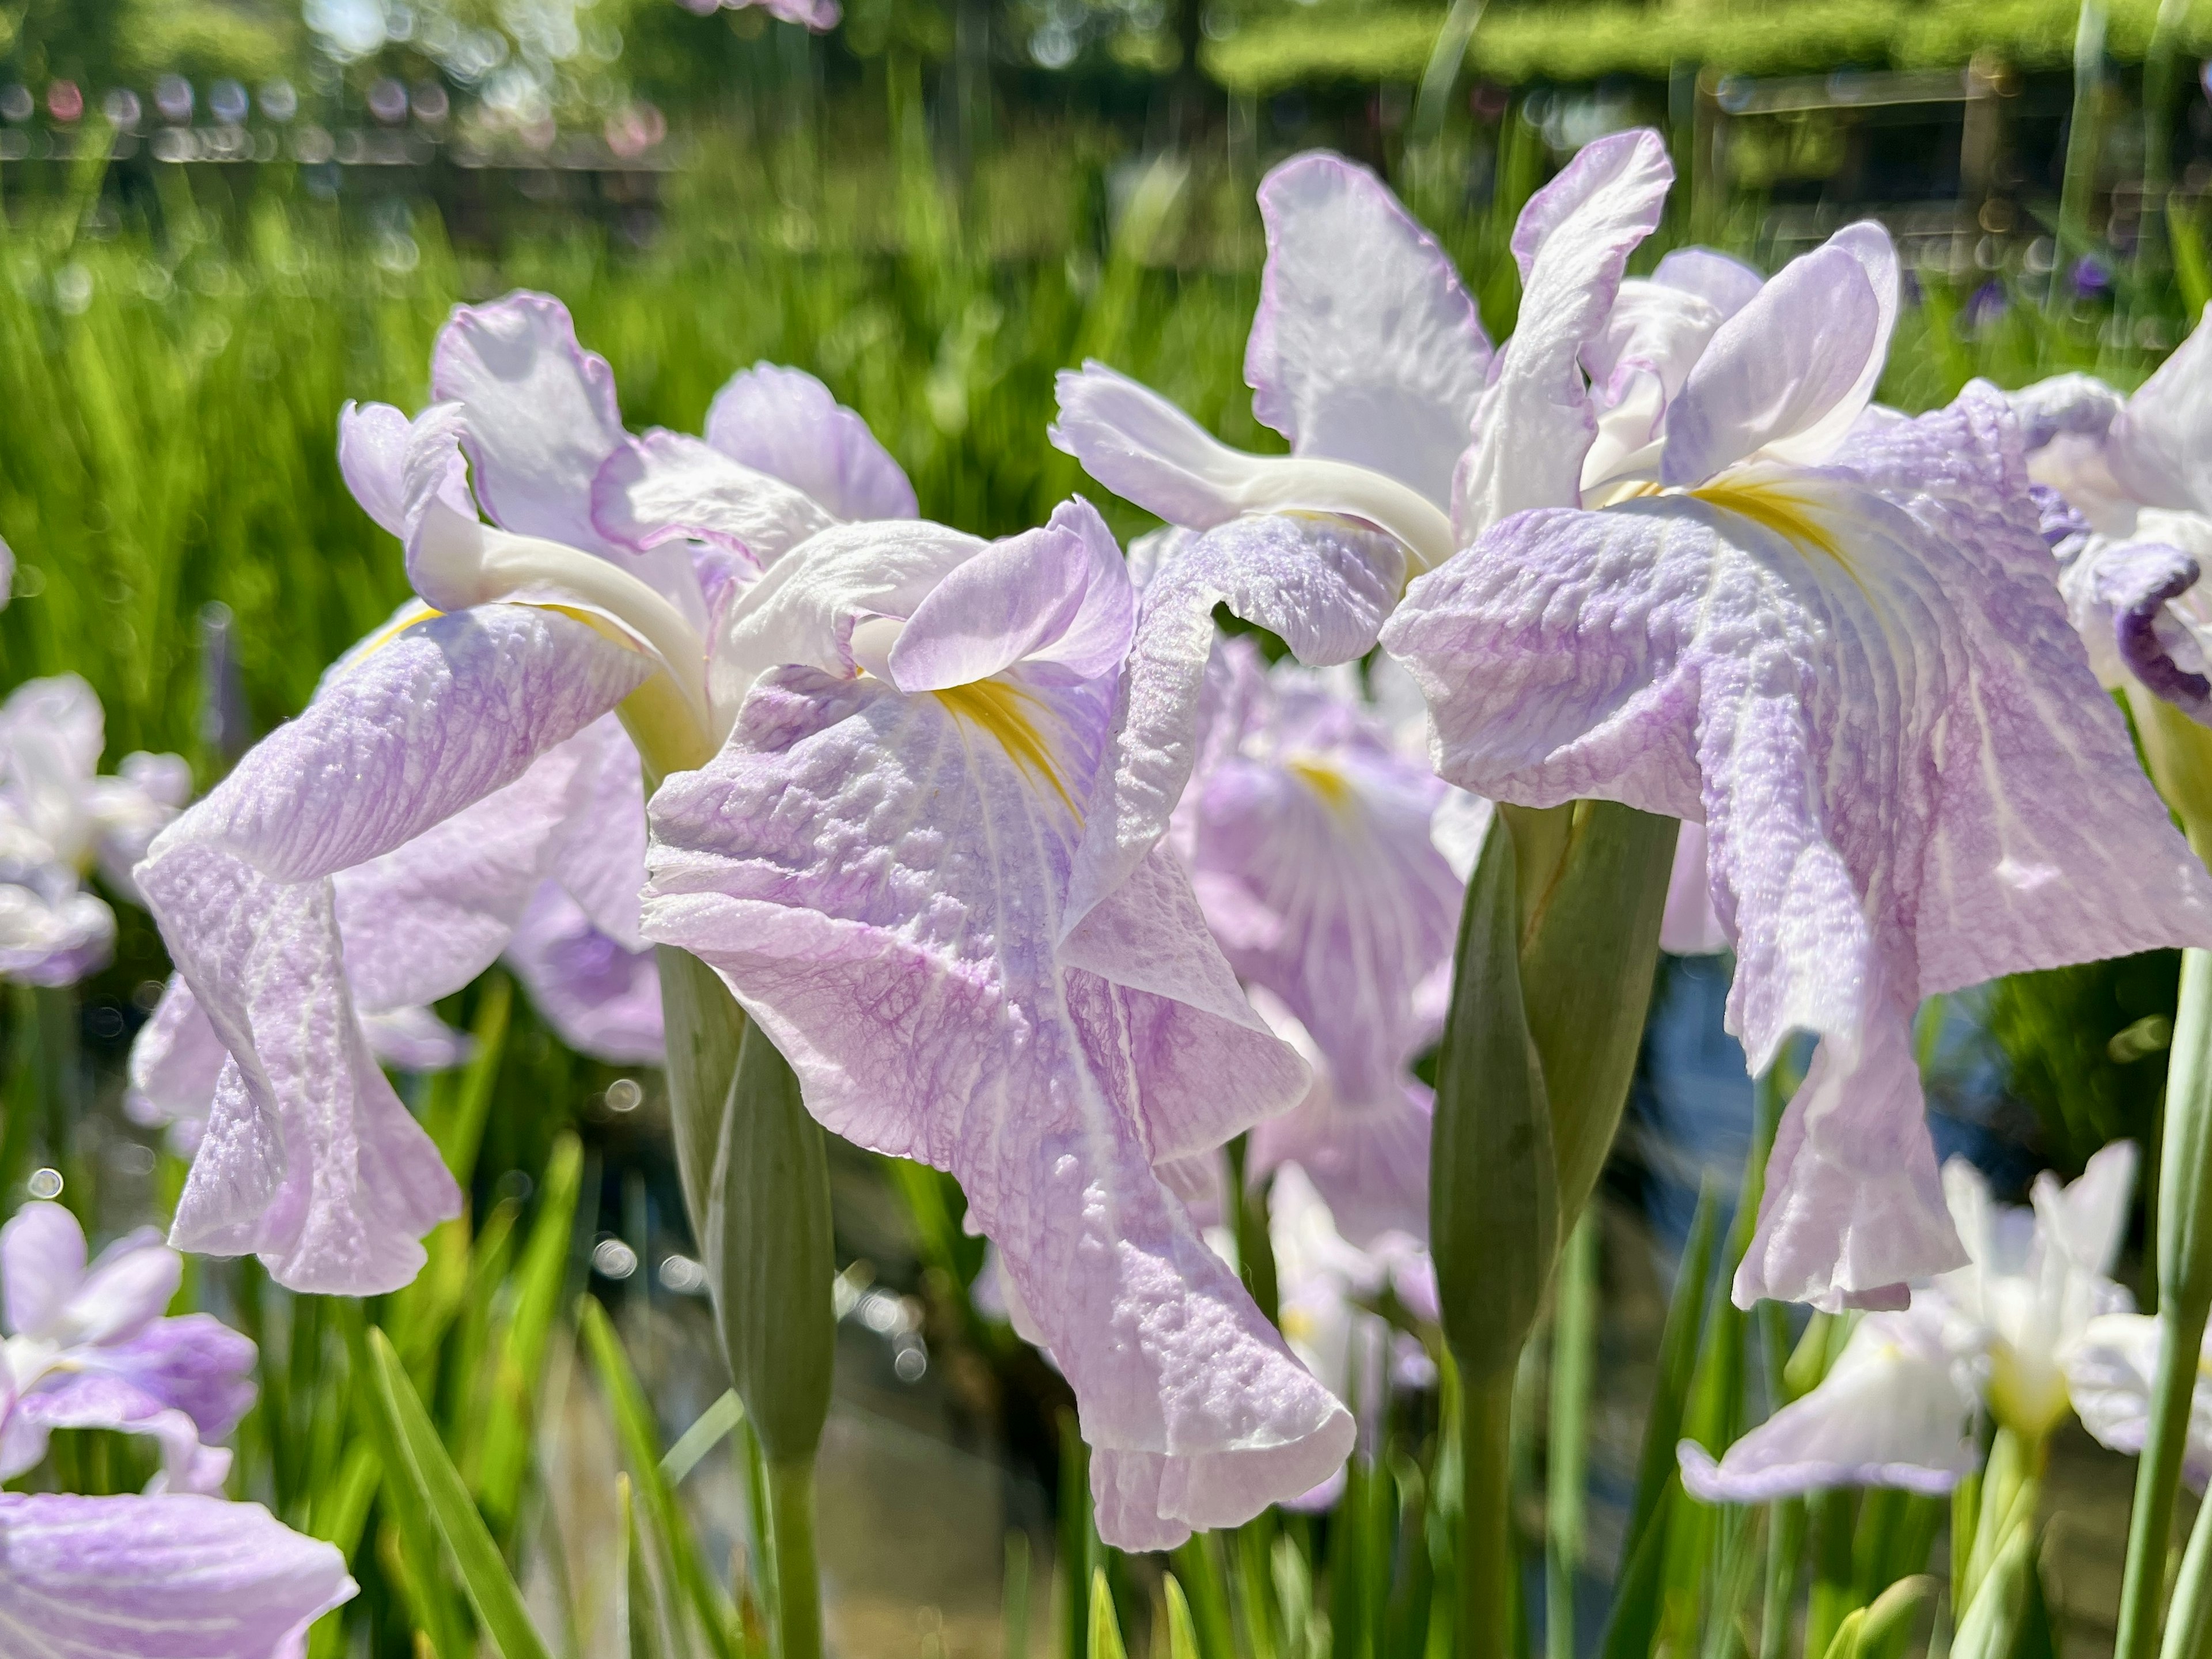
left=2164, top=1492, right=2212, bottom=1659
left=2117, top=946, right=2212, bottom=1659
left=2056, top=0, right=2107, bottom=286
left=767, top=1460, right=823, bottom=1659
left=1461, top=1369, right=1517, bottom=1659
left=1546, top=1214, right=1597, bottom=1659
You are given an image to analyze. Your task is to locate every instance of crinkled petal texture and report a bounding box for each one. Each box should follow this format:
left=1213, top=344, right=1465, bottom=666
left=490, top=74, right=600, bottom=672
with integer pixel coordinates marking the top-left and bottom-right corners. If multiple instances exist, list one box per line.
left=137, top=606, right=650, bottom=1294
left=1385, top=384, right=2212, bottom=1310
left=643, top=515, right=1351, bottom=1550
left=0, top=1491, right=355, bottom=1658
left=1677, top=1308, right=1978, bottom=1501
left=1191, top=641, right=1461, bottom=1116
left=1244, top=152, right=1491, bottom=502
left=1063, top=514, right=1407, bottom=944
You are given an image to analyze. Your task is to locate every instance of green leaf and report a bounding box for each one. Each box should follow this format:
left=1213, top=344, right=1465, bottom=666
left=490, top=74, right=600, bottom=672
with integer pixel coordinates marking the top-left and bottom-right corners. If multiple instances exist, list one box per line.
left=1169, top=1533, right=1237, bottom=1659
left=477, top=1130, right=584, bottom=1531
left=1624, top=1181, right=1719, bottom=1561
left=579, top=1297, right=744, bottom=1659
left=1952, top=1523, right=2038, bottom=1659
left=1597, top=1475, right=1677, bottom=1659
left=364, top=1326, right=552, bottom=1659
left=661, top=1389, right=745, bottom=1486
left=1163, top=1574, right=1203, bottom=1659
left=422, top=974, right=512, bottom=1184
left=1547, top=1213, right=1599, bottom=1659
left=1853, top=1575, right=1936, bottom=1659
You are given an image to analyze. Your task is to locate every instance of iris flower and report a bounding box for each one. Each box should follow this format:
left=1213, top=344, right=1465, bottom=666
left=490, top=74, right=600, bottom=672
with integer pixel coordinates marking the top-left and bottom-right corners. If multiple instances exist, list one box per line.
left=131, top=291, right=895, bottom=1293
left=2, top=1201, right=256, bottom=1495
left=2067, top=1310, right=2212, bottom=1487
left=639, top=491, right=1353, bottom=1548
left=0, top=673, right=191, bottom=985
left=2010, top=317, right=2212, bottom=723
left=1380, top=132, right=2212, bottom=1311
left=1680, top=1145, right=2135, bottom=1501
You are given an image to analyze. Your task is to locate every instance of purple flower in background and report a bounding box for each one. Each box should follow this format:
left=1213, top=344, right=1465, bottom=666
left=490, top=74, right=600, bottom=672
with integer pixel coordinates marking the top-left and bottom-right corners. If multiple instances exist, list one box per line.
left=1180, top=636, right=1463, bottom=1240
left=2012, top=316, right=2212, bottom=725
left=0, top=1490, right=354, bottom=1658
left=135, top=291, right=907, bottom=1294
left=641, top=495, right=1351, bottom=1550
left=1383, top=134, right=2212, bottom=1313
left=0, top=673, right=191, bottom=986
left=2, top=1202, right=256, bottom=1494
left=1680, top=1145, right=2137, bottom=1501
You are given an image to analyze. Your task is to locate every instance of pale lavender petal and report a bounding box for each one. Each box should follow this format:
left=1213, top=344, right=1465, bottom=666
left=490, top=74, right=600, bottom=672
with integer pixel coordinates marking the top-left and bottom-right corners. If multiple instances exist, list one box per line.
left=757, top=0, right=840, bottom=27
left=8, top=1374, right=230, bottom=1494
left=0, top=869, right=113, bottom=986
left=2090, top=540, right=2212, bottom=718
left=92, top=1313, right=260, bottom=1442
left=1062, top=514, right=1406, bottom=945
left=61, top=1228, right=180, bottom=1347
left=1660, top=820, right=1729, bottom=955
left=540, top=714, right=651, bottom=950
left=1388, top=384, right=2212, bottom=1309
left=338, top=401, right=471, bottom=541
left=2010, top=372, right=2124, bottom=454
left=138, top=607, right=647, bottom=1293
left=429, top=292, right=624, bottom=551
left=127, top=979, right=226, bottom=1135
left=2111, top=307, right=2212, bottom=517
left=1677, top=1307, right=1976, bottom=1501
left=0, top=1491, right=355, bottom=1657
left=1456, top=128, right=1673, bottom=535
left=887, top=520, right=1096, bottom=692
left=1660, top=226, right=1892, bottom=484
left=703, top=363, right=916, bottom=522
left=1246, top=151, right=1491, bottom=502
left=503, top=881, right=663, bottom=1065
left=359, top=1006, right=473, bottom=1071
left=1048, top=362, right=1263, bottom=531
left=644, top=632, right=1346, bottom=1548
left=590, top=429, right=838, bottom=569
left=1653, top=247, right=1764, bottom=317
left=1248, top=1067, right=1432, bottom=1249
left=1, top=1201, right=85, bottom=1337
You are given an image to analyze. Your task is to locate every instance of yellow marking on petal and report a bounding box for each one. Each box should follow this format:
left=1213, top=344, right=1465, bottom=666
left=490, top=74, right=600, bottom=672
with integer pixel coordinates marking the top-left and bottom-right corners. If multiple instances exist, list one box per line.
left=1286, top=755, right=1354, bottom=811
left=934, top=675, right=1076, bottom=815
left=355, top=602, right=445, bottom=660
left=1688, top=478, right=1847, bottom=566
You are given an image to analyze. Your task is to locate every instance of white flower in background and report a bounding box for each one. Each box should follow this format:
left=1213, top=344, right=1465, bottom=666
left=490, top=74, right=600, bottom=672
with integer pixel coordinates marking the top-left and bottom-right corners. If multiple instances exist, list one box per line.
left=2068, top=1312, right=2212, bottom=1486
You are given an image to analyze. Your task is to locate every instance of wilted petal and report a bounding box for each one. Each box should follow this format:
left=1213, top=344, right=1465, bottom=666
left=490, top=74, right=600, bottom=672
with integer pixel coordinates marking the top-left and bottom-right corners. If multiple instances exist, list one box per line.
left=0, top=1491, right=355, bottom=1658
left=1063, top=514, right=1406, bottom=943
left=505, top=881, right=663, bottom=1065
left=1388, top=384, right=2212, bottom=1309
left=138, top=607, right=647, bottom=1293
left=703, top=363, right=917, bottom=522
left=1457, top=128, right=1673, bottom=534
left=1678, top=1307, right=1977, bottom=1501
left=1, top=1201, right=85, bottom=1337
left=1245, top=152, right=1491, bottom=503
left=645, top=524, right=1347, bottom=1547
left=590, top=429, right=838, bottom=569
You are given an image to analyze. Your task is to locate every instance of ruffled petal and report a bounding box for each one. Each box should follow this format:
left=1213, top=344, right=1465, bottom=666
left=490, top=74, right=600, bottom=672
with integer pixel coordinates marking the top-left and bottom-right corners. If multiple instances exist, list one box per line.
left=137, top=607, right=647, bottom=1293
left=589, top=428, right=837, bottom=569
left=1, top=1201, right=85, bottom=1337
left=703, top=363, right=917, bottom=522
left=1063, top=514, right=1406, bottom=944
left=0, top=1491, right=355, bottom=1658
left=2062, top=535, right=2212, bottom=717
left=504, top=881, right=663, bottom=1065
left=1456, top=128, right=1673, bottom=535
left=1677, top=1307, right=1976, bottom=1501
left=1245, top=151, right=1491, bottom=503
left=645, top=536, right=1345, bottom=1546
left=1387, top=384, right=2212, bottom=1308
left=7, top=1374, right=231, bottom=1494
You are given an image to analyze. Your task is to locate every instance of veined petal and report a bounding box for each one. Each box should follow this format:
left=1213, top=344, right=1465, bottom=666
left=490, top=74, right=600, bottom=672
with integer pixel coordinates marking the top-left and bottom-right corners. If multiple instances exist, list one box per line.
left=1457, top=127, right=1673, bottom=536
left=589, top=429, right=838, bottom=569
left=703, top=362, right=917, bottom=522
left=1062, top=514, right=1406, bottom=947
left=1677, top=1307, right=1976, bottom=1501
left=429, top=291, right=625, bottom=552
left=1245, top=151, right=1491, bottom=503
left=0, top=1491, right=355, bottom=1659
left=2111, top=305, right=2212, bottom=516
left=1388, top=384, right=2212, bottom=1307
left=137, top=607, right=646, bottom=1293
left=503, top=881, right=663, bottom=1065
left=1661, top=228, right=1891, bottom=484
left=1, top=1202, right=84, bottom=1338
left=644, top=578, right=1343, bottom=1547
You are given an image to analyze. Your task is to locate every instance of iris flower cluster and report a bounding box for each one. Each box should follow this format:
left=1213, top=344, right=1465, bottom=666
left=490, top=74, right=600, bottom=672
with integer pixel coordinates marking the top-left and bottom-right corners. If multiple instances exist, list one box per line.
left=31, top=123, right=2212, bottom=1628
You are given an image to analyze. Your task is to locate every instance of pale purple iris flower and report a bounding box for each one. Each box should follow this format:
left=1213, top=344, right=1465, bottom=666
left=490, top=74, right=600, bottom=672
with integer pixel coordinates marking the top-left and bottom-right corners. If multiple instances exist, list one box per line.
left=1381, top=130, right=2212, bottom=1313
left=1180, top=637, right=1461, bottom=1242
left=132, top=292, right=904, bottom=1295
left=639, top=492, right=1353, bottom=1549
left=1680, top=1145, right=2137, bottom=1501
left=2, top=1202, right=256, bottom=1495
left=2067, top=1312, right=2212, bottom=1487
left=0, top=673, right=191, bottom=986
left=2010, top=316, right=2212, bottom=722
